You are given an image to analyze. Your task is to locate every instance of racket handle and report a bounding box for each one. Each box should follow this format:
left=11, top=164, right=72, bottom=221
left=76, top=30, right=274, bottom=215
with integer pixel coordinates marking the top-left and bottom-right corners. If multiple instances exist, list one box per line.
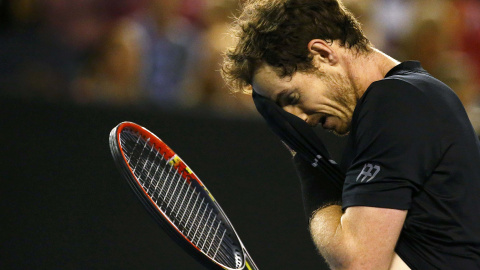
left=244, top=250, right=259, bottom=270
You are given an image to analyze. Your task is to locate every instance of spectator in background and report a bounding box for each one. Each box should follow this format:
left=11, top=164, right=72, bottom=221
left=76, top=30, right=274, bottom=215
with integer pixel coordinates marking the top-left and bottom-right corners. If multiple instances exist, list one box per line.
left=1, top=0, right=479, bottom=124
left=183, top=0, right=257, bottom=117
left=0, top=0, right=147, bottom=103
left=346, top=0, right=480, bottom=133
left=137, top=0, right=257, bottom=116
left=399, top=0, right=480, bottom=133
left=137, top=0, right=201, bottom=109
left=451, top=0, right=480, bottom=133
left=368, top=0, right=416, bottom=58
left=70, top=19, right=147, bottom=105
left=455, top=0, right=480, bottom=81
left=342, top=0, right=386, bottom=52
left=50, top=0, right=150, bottom=106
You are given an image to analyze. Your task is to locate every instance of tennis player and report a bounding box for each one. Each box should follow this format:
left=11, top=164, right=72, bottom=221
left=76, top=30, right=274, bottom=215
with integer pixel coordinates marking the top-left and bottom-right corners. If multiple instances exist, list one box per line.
left=221, top=0, right=480, bottom=269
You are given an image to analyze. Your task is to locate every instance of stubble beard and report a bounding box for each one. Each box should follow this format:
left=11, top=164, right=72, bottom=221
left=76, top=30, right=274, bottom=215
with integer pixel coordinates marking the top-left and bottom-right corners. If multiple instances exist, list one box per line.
left=319, top=70, right=357, bottom=136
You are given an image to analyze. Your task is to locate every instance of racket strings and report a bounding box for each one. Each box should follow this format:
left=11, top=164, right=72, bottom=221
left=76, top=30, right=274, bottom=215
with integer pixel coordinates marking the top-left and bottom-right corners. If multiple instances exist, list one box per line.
left=119, top=129, right=241, bottom=268
left=140, top=157, right=235, bottom=262
left=143, top=157, right=237, bottom=266
left=149, top=163, right=239, bottom=266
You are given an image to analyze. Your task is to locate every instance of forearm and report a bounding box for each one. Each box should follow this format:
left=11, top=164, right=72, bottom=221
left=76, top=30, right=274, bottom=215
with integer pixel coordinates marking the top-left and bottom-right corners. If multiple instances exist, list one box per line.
left=309, top=205, right=353, bottom=269
left=309, top=205, right=405, bottom=270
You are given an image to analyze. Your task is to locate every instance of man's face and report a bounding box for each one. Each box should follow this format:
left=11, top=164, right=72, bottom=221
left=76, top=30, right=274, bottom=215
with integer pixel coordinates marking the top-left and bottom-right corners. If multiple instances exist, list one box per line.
left=252, top=63, right=358, bottom=135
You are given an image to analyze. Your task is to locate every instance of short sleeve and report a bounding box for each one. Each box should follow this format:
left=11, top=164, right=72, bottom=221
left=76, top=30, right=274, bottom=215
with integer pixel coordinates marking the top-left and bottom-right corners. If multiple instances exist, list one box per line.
left=342, top=79, right=443, bottom=210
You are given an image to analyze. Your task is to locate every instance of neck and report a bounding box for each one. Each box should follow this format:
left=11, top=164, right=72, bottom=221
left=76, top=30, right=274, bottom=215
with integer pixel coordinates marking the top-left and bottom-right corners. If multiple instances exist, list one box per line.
left=347, top=48, right=400, bottom=99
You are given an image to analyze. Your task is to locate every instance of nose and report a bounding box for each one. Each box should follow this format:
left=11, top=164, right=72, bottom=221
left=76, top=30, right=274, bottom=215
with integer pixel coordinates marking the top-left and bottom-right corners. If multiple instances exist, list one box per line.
left=283, top=106, right=308, bottom=122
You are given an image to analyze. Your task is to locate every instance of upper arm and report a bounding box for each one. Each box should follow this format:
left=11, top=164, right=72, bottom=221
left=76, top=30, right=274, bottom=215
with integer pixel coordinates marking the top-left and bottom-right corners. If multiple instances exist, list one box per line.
left=310, top=205, right=407, bottom=270
left=343, top=80, right=440, bottom=210
left=342, top=206, right=407, bottom=269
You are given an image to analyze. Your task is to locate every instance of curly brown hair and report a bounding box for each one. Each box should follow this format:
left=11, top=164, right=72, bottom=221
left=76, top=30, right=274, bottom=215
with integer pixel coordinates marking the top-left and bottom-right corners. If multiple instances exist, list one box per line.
left=221, top=0, right=372, bottom=93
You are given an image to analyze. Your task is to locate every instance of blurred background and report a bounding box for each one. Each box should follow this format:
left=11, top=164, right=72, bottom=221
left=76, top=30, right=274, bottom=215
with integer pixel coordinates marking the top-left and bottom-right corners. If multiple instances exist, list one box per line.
left=1, top=0, right=479, bottom=269
left=1, top=0, right=479, bottom=123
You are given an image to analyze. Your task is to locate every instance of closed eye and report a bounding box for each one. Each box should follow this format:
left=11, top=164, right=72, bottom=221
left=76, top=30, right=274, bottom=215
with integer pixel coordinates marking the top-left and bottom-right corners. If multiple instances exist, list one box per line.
left=275, top=89, right=300, bottom=107
left=285, top=92, right=300, bottom=106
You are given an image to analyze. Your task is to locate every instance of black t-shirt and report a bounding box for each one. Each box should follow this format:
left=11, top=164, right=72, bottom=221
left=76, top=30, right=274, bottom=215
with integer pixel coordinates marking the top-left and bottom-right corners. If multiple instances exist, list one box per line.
left=341, top=61, right=480, bottom=269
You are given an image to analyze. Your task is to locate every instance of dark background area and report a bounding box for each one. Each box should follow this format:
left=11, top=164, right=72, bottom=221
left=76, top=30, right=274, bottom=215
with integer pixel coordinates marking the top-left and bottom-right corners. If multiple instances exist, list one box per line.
left=1, top=97, right=347, bottom=270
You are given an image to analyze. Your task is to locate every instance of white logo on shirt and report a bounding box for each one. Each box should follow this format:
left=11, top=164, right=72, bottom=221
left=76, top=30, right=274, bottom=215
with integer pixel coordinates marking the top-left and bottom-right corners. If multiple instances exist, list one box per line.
left=311, top=155, right=337, bottom=167
left=356, top=163, right=381, bottom=183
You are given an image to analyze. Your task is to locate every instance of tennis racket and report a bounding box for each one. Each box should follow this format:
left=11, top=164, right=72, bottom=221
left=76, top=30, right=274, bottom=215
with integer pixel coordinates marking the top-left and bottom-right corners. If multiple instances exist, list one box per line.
left=109, top=121, right=259, bottom=270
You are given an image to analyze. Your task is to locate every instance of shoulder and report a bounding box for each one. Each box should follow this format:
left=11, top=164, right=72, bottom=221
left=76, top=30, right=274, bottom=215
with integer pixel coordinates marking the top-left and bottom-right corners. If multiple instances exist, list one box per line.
left=347, top=76, right=444, bottom=161
left=361, top=77, right=431, bottom=109
left=353, top=77, right=440, bottom=132
left=353, top=78, right=435, bottom=127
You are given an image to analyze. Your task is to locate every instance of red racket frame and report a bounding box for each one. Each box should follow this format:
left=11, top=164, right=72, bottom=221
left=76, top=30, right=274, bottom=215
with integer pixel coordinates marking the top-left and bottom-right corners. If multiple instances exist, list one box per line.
left=109, top=122, right=258, bottom=270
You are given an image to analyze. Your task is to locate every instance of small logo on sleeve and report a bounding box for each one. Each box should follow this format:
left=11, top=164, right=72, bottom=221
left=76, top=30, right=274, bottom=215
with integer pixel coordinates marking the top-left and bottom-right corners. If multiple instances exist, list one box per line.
left=356, top=163, right=380, bottom=183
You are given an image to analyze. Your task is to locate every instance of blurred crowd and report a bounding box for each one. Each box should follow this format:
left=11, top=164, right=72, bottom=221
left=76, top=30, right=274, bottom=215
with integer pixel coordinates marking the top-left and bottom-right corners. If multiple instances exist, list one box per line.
left=1, top=0, right=480, bottom=125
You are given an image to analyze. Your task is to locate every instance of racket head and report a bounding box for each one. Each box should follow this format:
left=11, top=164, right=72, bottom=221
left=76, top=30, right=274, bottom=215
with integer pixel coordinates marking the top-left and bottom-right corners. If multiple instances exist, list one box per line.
left=109, top=122, right=247, bottom=270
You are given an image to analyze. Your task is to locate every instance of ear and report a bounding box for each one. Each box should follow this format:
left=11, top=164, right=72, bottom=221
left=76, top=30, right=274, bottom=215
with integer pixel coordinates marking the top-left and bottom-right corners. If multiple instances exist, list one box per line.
left=307, top=39, right=338, bottom=66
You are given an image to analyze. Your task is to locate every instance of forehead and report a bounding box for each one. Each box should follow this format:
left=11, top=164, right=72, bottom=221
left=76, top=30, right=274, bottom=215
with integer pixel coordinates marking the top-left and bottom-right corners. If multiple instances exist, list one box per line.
left=252, top=64, right=291, bottom=99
